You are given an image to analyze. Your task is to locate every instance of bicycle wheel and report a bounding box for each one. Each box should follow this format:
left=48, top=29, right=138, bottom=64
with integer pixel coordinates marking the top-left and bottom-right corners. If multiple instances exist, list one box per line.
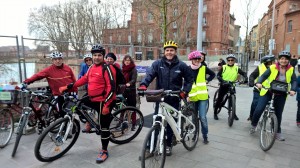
left=0, top=109, right=14, bottom=148
left=260, top=113, right=278, bottom=151
left=228, top=95, right=236, bottom=127
left=34, top=117, right=80, bottom=162
left=182, top=107, right=199, bottom=151
left=12, top=113, right=29, bottom=157
left=109, top=106, right=144, bottom=144
left=213, top=89, right=221, bottom=114
left=141, top=125, right=166, bottom=168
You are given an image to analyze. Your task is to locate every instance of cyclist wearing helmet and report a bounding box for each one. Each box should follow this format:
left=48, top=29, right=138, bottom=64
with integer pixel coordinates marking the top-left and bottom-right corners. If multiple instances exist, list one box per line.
left=78, top=54, right=93, bottom=79
left=214, top=54, right=248, bottom=120
left=138, top=40, right=193, bottom=156
left=23, top=51, right=77, bottom=119
left=61, top=44, right=116, bottom=163
left=250, top=51, right=296, bottom=141
left=247, top=55, right=275, bottom=121
left=187, top=50, right=215, bottom=144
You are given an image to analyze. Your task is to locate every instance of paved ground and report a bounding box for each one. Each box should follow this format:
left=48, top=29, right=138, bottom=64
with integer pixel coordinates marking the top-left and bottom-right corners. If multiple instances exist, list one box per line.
left=1, top=62, right=300, bottom=168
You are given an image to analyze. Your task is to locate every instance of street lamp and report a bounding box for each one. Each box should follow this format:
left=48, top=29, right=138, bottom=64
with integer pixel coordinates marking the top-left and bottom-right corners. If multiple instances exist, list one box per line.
left=269, top=0, right=275, bottom=55
left=197, top=0, right=203, bottom=51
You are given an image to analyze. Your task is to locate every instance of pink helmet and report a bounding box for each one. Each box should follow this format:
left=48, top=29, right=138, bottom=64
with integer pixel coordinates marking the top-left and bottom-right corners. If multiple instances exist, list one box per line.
left=188, top=51, right=204, bottom=60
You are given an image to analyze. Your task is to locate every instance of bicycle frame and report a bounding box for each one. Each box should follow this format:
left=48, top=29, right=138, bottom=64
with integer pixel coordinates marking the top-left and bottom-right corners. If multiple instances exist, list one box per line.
left=150, top=102, right=196, bottom=153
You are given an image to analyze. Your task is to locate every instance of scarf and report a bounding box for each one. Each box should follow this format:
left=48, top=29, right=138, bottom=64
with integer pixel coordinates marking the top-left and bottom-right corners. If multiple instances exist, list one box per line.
left=122, top=63, right=136, bottom=82
left=190, top=63, right=201, bottom=70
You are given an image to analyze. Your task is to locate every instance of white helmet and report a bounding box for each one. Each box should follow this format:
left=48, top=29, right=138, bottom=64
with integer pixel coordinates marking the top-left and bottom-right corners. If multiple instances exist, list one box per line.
left=226, top=54, right=236, bottom=60
left=83, top=54, right=92, bottom=61
left=50, top=51, right=63, bottom=59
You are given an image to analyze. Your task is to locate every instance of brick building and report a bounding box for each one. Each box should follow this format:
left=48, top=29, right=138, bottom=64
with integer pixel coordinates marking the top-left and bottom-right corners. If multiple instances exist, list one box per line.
left=267, top=0, right=300, bottom=56
left=102, top=0, right=239, bottom=60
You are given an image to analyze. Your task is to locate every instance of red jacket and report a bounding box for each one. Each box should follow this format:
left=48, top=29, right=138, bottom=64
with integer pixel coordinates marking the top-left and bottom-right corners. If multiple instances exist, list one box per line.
left=74, top=63, right=116, bottom=107
left=24, top=64, right=77, bottom=96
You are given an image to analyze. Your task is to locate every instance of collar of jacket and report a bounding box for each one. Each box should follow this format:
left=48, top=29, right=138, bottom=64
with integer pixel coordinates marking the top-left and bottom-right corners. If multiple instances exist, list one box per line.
left=162, top=55, right=179, bottom=65
left=275, top=62, right=292, bottom=71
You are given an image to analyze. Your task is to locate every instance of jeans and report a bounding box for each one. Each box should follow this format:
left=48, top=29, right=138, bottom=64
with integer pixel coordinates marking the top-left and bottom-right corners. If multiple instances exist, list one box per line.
left=195, top=100, right=208, bottom=138
left=251, top=92, right=287, bottom=133
left=249, top=91, right=260, bottom=119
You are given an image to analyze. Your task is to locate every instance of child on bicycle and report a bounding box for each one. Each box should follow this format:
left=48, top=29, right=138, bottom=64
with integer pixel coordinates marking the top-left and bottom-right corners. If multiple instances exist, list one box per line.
left=60, top=44, right=116, bottom=163
left=138, top=40, right=193, bottom=156
left=187, top=51, right=215, bottom=144
left=248, top=55, right=275, bottom=121
left=250, top=51, right=296, bottom=141
left=214, top=54, right=248, bottom=120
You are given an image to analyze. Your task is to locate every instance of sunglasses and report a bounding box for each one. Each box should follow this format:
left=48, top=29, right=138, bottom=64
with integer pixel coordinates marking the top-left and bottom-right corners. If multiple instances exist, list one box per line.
left=227, top=59, right=235, bottom=62
left=85, top=59, right=92, bottom=62
left=193, top=57, right=204, bottom=61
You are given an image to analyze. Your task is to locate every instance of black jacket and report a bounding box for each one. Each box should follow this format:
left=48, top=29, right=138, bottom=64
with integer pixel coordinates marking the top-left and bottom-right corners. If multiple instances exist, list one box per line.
left=140, top=56, right=193, bottom=93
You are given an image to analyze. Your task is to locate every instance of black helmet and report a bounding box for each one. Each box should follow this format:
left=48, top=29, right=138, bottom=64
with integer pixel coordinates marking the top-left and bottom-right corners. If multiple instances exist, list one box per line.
left=278, top=51, right=291, bottom=60
left=91, top=44, right=106, bottom=55
left=261, top=55, right=275, bottom=63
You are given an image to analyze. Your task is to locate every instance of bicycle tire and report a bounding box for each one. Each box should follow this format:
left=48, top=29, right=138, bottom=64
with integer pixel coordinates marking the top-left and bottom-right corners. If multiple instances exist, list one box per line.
left=213, top=89, right=221, bottom=114
left=141, top=125, right=166, bottom=168
left=0, top=109, right=14, bottom=148
left=260, top=113, right=278, bottom=151
left=34, top=117, right=80, bottom=162
left=11, top=113, right=28, bottom=157
left=228, top=95, right=236, bottom=127
left=182, top=107, right=199, bottom=151
left=109, top=106, right=144, bottom=144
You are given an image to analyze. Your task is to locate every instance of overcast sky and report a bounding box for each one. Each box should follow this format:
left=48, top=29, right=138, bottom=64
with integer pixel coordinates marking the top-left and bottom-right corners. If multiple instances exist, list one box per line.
left=0, top=0, right=272, bottom=47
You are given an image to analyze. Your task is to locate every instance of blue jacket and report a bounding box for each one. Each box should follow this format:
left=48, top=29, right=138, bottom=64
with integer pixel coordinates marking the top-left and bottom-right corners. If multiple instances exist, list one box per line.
left=78, top=62, right=90, bottom=79
left=140, top=56, right=193, bottom=93
left=297, top=76, right=300, bottom=101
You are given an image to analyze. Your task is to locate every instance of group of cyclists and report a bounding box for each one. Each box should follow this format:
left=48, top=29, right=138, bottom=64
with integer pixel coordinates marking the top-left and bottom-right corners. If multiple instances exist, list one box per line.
left=21, top=39, right=297, bottom=164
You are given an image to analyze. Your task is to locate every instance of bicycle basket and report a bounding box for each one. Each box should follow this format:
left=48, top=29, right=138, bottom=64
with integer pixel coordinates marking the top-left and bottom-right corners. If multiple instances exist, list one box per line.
left=145, top=89, right=164, bottom=102
left=0, top=90, right=18, bottom=104
left=270, top=80, right=288, bottom=94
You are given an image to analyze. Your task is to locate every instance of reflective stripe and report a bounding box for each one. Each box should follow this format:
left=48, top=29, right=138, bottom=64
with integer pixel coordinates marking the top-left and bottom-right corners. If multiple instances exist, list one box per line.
left=188, top=90, right=208, bottom=97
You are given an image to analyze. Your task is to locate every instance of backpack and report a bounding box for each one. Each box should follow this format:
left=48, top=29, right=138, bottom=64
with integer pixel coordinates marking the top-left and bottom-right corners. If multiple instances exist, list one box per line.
left=102, top=64, right=126, bottom=94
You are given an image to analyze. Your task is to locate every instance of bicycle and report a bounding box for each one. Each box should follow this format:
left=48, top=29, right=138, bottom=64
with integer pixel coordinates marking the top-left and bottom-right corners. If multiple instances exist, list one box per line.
left=254, top=85, right=289, bottom=151
left=11, top=87, right=58, bottom=157
left=139, top=89, right=199, bottom=168
left=34, top=92, right=144, bottom=162
left=0, top=89, right=18, bottom=148
left=213, top=81, right=239, bottom=127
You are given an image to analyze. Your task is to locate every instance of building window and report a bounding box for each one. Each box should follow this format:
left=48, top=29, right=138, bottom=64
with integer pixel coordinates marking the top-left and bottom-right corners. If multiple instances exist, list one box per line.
left=203, top=17, right=207, bottom=25
left=202, top=31, right=206, bottom=41
left=186, top=31, right=190, bottom=41
left=275, top=25, right=278, bottom=33
left=173, top=8, right=178, bottom=16
left=148, top=29, right=153, bottom=43
left=117, top=47, right=121, bottom=54
left=173, top=21, right=177, bottom=28
left=173, top=32, right=177, bottom=39
left=203, top=4, right=207, bottom=12
left=148, top=12, right=153, bottom=22
left=118, top=35, right=121, bottom=43
left=277, top=9, right=279, bottom=18
left=109, top=35, right=112, bottom=43
left=288, top=20, right=292, bottom=32
left=138, top=14, right=141, bottom=23
left=137, top=30, right=142, bottom=43
left=285, top=44, right=290, bottom=51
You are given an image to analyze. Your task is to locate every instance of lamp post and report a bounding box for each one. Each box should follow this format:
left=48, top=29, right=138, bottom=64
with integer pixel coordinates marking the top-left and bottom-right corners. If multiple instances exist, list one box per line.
left=197, top=0, right=203, bottom=51
left=269, top=0, right=275, bottom=55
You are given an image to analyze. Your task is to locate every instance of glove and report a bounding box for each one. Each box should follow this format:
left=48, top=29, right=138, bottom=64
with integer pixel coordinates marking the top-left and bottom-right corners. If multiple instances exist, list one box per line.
left=67, top=83, right=74, bottom=89
left=138, top=85, right=147, bottom=91
left=21, top=83, right=27, bottom=90
left=59, top=86, right=68, bottom=93
left=102, top=106, right=110, bottom=115
left=179, top=91, right=187, bottom=99
left=243, top=81, right=248, bottom=85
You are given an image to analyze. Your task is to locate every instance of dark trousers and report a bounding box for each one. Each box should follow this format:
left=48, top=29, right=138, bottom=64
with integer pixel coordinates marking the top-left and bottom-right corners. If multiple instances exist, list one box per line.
left=251, top=92, right=287, bottom=133
left=214, top=84, right=230, bottom=114
left=154, top=96, right=180, bottom=147
left=81, top=97, right=112, bottom=150
left=249, top=91, right=260, bottom=119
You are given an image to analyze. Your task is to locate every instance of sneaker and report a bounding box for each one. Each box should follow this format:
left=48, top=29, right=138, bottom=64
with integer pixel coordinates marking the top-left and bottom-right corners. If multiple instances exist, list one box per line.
left=276, top=133, right=285, bottom=141
left=214, top=114, right=219, bottom=120
left=249, top=125, right=256, bottom=134
left=234, top=115, right=239, bottom=120
left=82, top=123, right=92, bottom=133
left=297, top=122, right=300, bottom=128
left=96, top=150, right=109, bottom=163
left=166, top=146, right=172, bottom=156
left=203, top=137, right=209, bottom=144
